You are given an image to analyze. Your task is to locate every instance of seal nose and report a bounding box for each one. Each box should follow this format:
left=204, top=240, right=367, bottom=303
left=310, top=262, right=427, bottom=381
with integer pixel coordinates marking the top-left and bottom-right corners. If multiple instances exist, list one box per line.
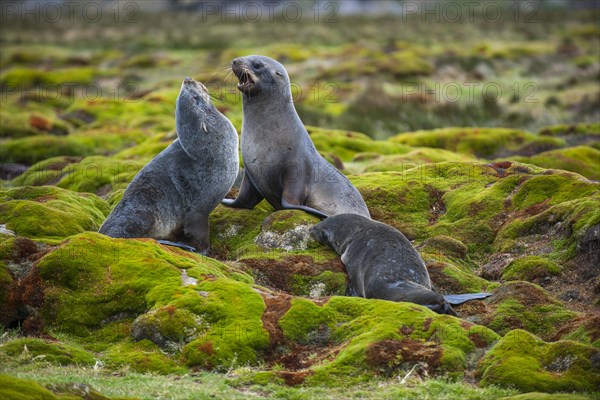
left=184, top=77, right=193, bottom=84
left=232, top=58, right=241, bottom=66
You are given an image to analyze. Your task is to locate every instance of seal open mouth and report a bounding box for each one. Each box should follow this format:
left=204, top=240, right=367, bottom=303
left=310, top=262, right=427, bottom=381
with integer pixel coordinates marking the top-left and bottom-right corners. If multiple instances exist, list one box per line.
left=234, top=68, right=256, bottom=92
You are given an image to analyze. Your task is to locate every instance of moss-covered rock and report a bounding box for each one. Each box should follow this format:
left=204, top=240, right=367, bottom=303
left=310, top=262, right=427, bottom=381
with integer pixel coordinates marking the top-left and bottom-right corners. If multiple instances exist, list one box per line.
left=0, top=186, right=109, bottom=244
left=0, top=67, right=98, bottom=87
left=180, top=278, right=269, bottom=370
left=362, top=148, right=477, bottom=173
left=509, top=146, right=600, bottom=181
left=307, top=126, right=411, bottom=162
left=501, top=256, right=561, bottom=282
left=278, top=296, right=500, bottom=384
left=130, top=306, right=208, bottom=352
left=478, top=329, right=600, bottom=392
left=0, top=129, right=146, bottom=165
left=37, top=232, right=251, bottom=336
left=484, top=282, right=578, bottom=340
left=11, top=156, right=144, bottom=195
left=254, top=210, right=320, bottom=252
left=0, top=374, right=61, bottom=400
left=104, top=340, right=187, bottom=375
left=0, top=338, right=95, bottom=365
left=419, top=235, right=469, bottom=261
left=390, top=128, right=565, bottom=158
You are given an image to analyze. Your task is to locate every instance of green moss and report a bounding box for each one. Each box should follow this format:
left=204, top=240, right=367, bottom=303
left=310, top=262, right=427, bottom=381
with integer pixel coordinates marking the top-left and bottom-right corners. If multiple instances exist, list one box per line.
left=0, top=109, right=71, bottom=139
left=478, top=329, right=599, bottom=392
left=0, top=129, right=146, bottom=165
left=419, top=235, right=469, bottom=261
left=131, top=306, right=208, bottom=350
left=260, top=210, right=320, bottom=235
left=64, top=94, right=176, bottom=132
left=0, top=338, right=95, bottom=366
left=510, top=146, right=600, bottom=181
left=307, top=126, right=411, bottom=162
left=0, top=374, right=60, bottom=400
left=181, top=278, right=269, bottom=370
left=12, top=155, right=144, bottom=194
left=363, top=148, right=477, bottom=173
left=495, top=196, right=600, bottom=262
left=11, top=156, right=82, bottom=187
left=472, top=41, right=555, bottom=59
left=0, top=262, right=12, bottom=307
left=431, top=262, right=498, bottom=293
left=209, top=203, right=273, bottom=259
left=502, top=256, right=561, bottom=282
left=291, top=270, right=348, bottom=297
left=37, top=232, right=247, bottom=336
left=279, top=296, right=500, bottom=384
left=0, top=67, right=97, bottom=87
left=538, top=123, right=600, bottom=137
left=390, top=128, right=564, bottom=158
left=511, top=173, right=598, bottom=210
left=501, top=394, right=591, bottom=400
left=487, top=282, right=578, bottom=340
left=104, top=340, right=187, bottom=375
left=0, top=186, right=109, bottom=244
left=113, top=132, right=174, bottom=161
left=56, top=156, right=144, bottom=194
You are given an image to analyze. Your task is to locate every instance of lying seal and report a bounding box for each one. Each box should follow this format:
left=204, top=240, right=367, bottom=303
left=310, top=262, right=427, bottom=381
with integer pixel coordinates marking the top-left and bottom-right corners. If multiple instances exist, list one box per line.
left=99, top=78, right=239, bottom=254
left=222, top=55, right=370, bottom=219
left=310, top=214, right=491, bottom=315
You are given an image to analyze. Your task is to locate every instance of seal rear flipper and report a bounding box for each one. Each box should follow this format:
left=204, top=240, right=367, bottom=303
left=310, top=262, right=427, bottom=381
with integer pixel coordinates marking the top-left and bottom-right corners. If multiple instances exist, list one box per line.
left=281, top=199, right=329, bottom=219
left=443, top=292, right=492, bottom=305
left=222, top=171, right=264, bottom=209
left=156, top=240, right=197, bottom=253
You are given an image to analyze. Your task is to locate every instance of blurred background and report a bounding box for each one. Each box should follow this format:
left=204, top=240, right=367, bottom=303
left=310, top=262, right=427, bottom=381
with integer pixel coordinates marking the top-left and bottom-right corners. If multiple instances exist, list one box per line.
left=0, top=0, right=598, bottom=167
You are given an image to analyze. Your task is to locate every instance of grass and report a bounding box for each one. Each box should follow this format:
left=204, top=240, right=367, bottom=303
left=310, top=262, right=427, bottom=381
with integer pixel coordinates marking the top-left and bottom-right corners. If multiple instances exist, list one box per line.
left=0, top=364, right=519, bottom=400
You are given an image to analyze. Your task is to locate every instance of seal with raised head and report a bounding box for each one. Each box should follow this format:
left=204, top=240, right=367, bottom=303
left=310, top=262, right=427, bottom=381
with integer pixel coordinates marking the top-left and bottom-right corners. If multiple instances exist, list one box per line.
left=310, top=214, right=491, bottom=315
left=222, top=55, right=370, bottom=219
left=99, top=78, right=239, bottom=254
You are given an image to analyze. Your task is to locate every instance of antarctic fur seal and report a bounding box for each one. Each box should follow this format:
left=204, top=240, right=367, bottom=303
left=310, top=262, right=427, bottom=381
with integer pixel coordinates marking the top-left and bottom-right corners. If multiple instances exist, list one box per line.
left=310, top=214, right=491, bottom=315
left=99, top=78, right=239, bottom=254
left=222, top=55, right=370, bottom=220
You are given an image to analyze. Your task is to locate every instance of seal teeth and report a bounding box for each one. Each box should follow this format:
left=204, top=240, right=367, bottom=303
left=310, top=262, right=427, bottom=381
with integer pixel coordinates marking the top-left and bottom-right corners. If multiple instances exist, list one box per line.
left=202, top=122, right=207, bottom=133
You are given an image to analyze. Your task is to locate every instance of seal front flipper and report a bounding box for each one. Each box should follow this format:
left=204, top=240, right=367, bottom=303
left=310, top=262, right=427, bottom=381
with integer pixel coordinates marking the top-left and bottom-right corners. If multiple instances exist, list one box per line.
left=156, top=240, right=197, bottom=253
left=222, top=170, right=264, bottom=209
left=443, top=292, right=492, bottom=305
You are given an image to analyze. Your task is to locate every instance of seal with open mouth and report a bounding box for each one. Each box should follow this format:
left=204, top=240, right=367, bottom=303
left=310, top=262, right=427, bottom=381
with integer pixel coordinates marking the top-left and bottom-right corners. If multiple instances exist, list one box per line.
left=222, top=55, right=370, bottom=219
left=99, top=78, right=239, bottom=254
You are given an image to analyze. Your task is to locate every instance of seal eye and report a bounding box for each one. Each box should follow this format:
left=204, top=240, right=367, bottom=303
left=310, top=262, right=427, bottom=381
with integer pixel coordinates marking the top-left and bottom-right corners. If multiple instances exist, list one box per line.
left=252, top=62, right=263, bottom=70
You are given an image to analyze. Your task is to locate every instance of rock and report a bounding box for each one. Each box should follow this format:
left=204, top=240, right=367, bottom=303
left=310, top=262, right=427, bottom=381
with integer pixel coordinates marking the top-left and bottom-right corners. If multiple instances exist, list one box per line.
left=131, top=306, right=206, bottom=352
left=577, top=223, right=600, bottom=273
left=481, top=253, right=514, bottom=280
left=255, top=210, right=320, bottom=252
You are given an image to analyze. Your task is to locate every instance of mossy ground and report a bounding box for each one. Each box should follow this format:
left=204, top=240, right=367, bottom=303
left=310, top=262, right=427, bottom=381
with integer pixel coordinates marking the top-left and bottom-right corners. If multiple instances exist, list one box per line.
left=1, top=7, right=600, bottom=399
